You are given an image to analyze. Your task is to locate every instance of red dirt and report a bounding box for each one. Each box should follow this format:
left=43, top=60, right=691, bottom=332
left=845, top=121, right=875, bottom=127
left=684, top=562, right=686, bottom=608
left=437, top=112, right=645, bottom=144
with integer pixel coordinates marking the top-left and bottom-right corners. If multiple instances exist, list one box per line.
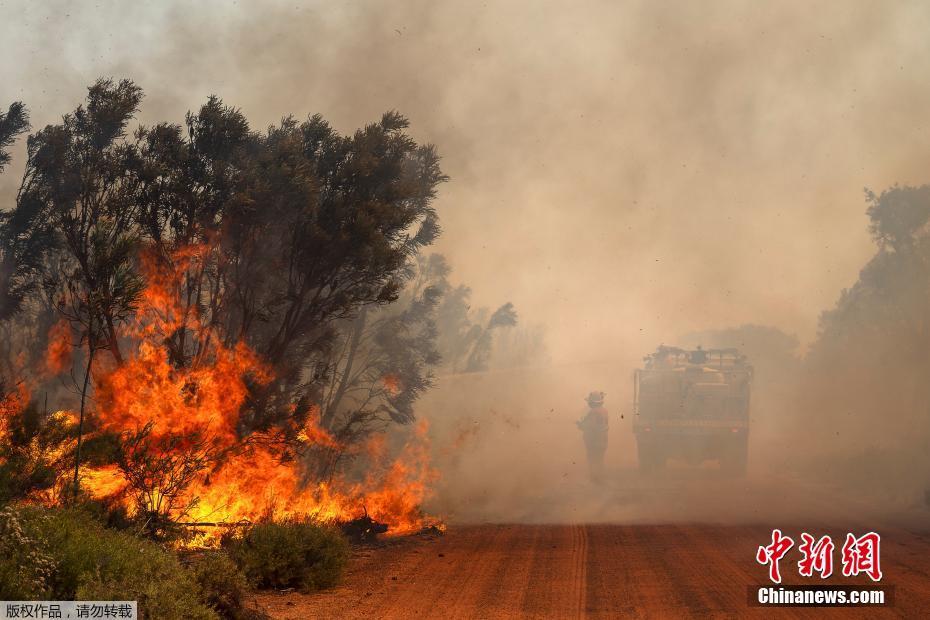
left=253, top=523, right=930, bottom=618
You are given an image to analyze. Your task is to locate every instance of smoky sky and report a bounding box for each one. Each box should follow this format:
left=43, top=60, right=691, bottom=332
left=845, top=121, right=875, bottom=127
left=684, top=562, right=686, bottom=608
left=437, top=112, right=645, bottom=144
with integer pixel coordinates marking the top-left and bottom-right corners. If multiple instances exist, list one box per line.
left=4, top=0, right=930, bottom=363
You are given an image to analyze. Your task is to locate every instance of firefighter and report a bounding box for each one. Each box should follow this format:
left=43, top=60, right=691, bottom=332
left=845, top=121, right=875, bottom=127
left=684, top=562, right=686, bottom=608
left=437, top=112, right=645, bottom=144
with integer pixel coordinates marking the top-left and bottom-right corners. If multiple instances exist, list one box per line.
left=577, top=391, right=608, bottom=480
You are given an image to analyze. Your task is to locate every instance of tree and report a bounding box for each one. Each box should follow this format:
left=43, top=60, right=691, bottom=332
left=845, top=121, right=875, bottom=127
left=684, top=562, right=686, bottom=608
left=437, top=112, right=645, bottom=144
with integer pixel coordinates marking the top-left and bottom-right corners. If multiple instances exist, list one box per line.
left=802, top=185, right=930, bottom=498
left=14, top=79, right=145, bottom=365
left=433, top=283, right=474, bottom=370
left=0, top=101, right=30, bottom=321
left=1, top=79, right=449, bottom=517
left=0, top=102, right=29, bottom=174
left=462, top=303, right=517, bottom=372
left=8, top=80, right=148, bottom=500
left=0, top=101, right=82, bottom=506
left=813, top=185, right=930, bottom=359
left=123, top=101, right=448, bottom=434
left=435, top=286, right=517, bottom=373
left=309, top=254, right=445, bottom=478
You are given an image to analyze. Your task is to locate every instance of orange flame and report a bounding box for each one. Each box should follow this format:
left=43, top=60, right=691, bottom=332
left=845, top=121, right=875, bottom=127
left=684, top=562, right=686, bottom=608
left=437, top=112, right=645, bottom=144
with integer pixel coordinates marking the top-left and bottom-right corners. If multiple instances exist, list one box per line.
left=44, top=320, right=72, bottom=376
left=80, top=464, right=126, bottom=499
left=0, top=383, right=29, bottom=444
left=72, top=244, right=438, bottom=544
left=382, top=373, right=402, bottom=396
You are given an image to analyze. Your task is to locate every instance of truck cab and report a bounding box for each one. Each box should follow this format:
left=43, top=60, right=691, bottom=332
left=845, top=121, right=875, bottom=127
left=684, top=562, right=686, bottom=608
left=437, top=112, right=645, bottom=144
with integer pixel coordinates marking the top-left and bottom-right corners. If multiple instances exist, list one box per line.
left=633, top=346, right=752, bottom=474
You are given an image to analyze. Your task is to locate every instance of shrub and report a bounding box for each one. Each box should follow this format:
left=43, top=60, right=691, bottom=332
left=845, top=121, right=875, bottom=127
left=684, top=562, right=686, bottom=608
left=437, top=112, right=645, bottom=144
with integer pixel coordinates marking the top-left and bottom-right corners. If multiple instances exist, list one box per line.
left=3, top=506, right=216, bottom=620
left=0, top=505, right=56, bottom=599
left=0, top=401, right=70, bottom=504
left=226, top=519, right=349, bottom=592
left=189, top=551, right=267, bottom=620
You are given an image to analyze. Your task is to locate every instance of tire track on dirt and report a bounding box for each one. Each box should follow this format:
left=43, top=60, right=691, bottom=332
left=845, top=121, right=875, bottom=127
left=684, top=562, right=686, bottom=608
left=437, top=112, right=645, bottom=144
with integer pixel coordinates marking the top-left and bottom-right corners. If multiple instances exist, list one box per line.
left=255, top=523, right=930, bottom=619
left=676, top=524, right=848, bottom=619
left=572, top=524, right=589, bottom=618
left=470, top=526, right=539, bottom=619
left=377, top=524, right=510, bottom=619
left=519, top=524, right=587, bottom=619
left=585, top=525, right=684, bottom=618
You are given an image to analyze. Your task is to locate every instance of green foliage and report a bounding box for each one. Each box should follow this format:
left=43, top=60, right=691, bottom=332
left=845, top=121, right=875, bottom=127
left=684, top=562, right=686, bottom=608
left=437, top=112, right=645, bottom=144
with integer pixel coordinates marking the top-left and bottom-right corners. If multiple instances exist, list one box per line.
left=0, top=505, right=216, bottom=620
left=226, top=520, right=349, bottom=592
left=189, top=552, right=264, bottom=620
left=0, top=101, right=29, bottom=173
left=0, top=101, right=31, bottom=319
left=0, top=505, right=56, bottom=599
left=814, top=185, right=930, bottom=356
left=3, top=78, right=448, bottom=436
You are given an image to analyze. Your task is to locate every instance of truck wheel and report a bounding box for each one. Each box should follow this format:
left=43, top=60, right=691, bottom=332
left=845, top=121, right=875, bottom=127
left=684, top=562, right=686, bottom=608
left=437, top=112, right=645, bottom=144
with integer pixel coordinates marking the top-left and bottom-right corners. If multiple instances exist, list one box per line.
left=722, top=436, right=748, bottom=476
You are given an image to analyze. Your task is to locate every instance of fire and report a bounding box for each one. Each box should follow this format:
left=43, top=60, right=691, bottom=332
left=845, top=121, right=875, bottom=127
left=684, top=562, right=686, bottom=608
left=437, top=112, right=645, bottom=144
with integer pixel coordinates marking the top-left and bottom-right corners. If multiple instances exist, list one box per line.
left=80, top=464, right=126, bottom=499
left=0, top=387, right=21, bottom=444
left=44, top=320, right=72, bottom=376
left=0, top=382, right=29, bottom=443
left=66, top=244, right=438, bottom=544
left=382, top=373, right=402, bottom=396
left=294, top=407, right=340, bottom=449
left=349, top=421, right=437, bottom=533
left=94, top=339, right=268, bottom=448
left=180, top=424, right=434, bottom=535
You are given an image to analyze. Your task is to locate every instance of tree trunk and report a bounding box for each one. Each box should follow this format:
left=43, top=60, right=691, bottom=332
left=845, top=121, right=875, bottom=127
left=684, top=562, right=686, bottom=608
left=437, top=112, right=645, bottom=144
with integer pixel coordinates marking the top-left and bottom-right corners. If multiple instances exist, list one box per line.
left=72, top=328, right=96, bottom=503
left=105, top=314, right=123, bottom=365
left=322, top=307, right=367, bottom=430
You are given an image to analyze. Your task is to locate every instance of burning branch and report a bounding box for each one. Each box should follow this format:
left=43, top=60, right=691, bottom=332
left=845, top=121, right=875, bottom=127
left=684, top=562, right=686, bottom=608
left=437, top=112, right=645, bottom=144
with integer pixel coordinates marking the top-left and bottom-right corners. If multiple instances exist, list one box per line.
left=117, top=421, right=214, bottom=538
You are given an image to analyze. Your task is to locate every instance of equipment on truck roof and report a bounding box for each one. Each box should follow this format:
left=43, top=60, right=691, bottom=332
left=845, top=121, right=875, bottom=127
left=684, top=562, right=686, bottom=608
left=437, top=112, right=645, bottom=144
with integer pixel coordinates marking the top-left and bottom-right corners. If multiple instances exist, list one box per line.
left=633, top=345, right=753, bottom=475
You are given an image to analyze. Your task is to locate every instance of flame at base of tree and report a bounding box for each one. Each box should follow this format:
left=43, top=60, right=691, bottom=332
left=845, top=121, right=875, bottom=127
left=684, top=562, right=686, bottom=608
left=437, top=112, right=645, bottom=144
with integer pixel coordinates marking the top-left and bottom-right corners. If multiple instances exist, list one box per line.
left=76, top=336, right=439, bottom=543
left=177, top=422, right=437, bottom=542
left=0, top=89, right=453, bottom=546
left=36, top=245, right=441, bottom=545
left=81, top=423, right=438, bottom=546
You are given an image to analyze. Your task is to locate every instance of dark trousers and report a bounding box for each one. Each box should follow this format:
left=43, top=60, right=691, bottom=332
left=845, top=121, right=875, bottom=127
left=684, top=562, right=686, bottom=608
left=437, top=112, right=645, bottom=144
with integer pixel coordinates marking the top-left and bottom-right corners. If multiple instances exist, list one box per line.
left=584, top=432, right=607, bottom=478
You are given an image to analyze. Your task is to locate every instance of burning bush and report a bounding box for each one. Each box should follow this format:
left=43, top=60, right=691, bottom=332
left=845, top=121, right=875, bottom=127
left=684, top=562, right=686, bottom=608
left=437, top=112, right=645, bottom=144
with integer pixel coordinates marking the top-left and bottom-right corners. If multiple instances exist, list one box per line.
left=115, top=421, right=215, bottom=539
left=0, top=390, right=73, bottom=505
left=225, top=519, right=349, bottom=592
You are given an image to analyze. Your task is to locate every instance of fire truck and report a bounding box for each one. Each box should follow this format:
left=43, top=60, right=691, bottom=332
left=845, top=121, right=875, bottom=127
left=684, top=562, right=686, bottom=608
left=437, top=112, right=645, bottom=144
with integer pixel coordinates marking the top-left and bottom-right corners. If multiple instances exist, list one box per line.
left=632, top=346, right=752, bottom=474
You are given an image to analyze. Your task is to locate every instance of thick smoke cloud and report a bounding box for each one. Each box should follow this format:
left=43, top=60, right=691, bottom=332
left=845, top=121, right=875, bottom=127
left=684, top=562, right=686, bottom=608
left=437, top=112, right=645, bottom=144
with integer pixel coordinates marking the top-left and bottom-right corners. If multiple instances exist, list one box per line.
left=5, top=0, right=930, bottom=362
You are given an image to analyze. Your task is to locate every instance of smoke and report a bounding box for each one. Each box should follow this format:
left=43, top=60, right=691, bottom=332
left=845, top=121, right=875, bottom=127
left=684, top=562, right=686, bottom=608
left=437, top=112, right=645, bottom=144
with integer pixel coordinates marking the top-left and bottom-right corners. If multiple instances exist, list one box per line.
left=6, top=0, right=930, bottom=357
left=4, top=1, right=930, bottom=524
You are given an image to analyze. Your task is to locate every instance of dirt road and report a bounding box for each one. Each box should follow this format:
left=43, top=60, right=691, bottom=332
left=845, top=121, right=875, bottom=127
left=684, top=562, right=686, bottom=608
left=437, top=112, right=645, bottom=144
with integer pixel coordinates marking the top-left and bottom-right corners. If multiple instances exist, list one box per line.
left=254, top=523, right=930, bottom=619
